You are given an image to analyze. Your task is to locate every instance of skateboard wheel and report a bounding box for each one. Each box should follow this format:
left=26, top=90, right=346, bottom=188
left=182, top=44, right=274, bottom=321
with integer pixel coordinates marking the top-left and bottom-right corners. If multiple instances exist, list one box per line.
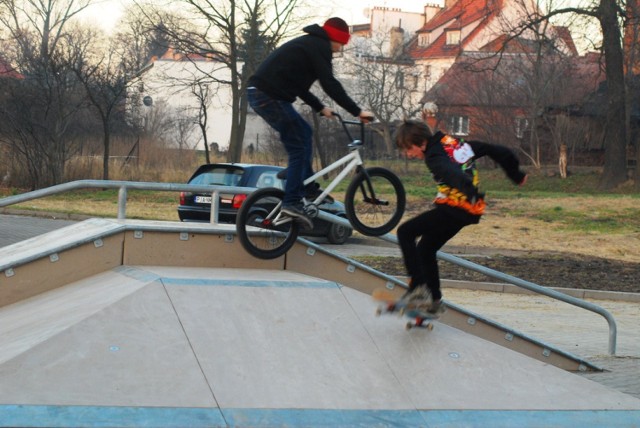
left=426, top=323, right=434, bottom=331
left=405, top=322, right=413, bottom=330
left=375, top=307, right=382, bottom=316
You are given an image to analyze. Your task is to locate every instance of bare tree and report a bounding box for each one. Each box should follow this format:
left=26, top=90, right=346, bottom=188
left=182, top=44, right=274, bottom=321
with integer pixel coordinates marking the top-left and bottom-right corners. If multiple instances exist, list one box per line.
left=173, top=113, right=199, bottom=152
left=0, top=0, right=95, bottom=188
left=189, top=79, right=213, bottom=163
left=147, top=56, right=223, bottom=163
left=506, top=0, right=629, bottom=189
left=66, top=25, right=139, bottom=180
left=133, top=0, right=304, bottom=163
left=343, top=28, right=420, bottom=154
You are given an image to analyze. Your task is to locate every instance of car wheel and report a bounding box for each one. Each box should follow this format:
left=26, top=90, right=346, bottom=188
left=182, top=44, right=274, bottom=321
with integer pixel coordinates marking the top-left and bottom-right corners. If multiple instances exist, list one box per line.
left=327, top=222, right=351, bottom=245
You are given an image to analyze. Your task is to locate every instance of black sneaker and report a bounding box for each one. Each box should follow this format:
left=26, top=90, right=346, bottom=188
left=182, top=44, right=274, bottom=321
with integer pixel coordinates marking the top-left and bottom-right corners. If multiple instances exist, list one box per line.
left=304, top=182, right=334, bottom=204
left=426, top=299, right=445, bottom=316
left=282, top=203, right=314, bottom=230
left=400, top=286, right=431, bottom=309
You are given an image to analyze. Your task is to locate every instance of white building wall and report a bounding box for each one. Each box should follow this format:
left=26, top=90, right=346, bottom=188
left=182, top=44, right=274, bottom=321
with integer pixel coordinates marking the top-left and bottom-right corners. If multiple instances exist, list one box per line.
left=130, top=58, right=273, bottom=152
left=368, top=6, right=424, bottom=34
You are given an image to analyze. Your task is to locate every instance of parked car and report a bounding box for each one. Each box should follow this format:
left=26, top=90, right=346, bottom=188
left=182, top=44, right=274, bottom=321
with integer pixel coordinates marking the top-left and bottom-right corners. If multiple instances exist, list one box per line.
left=178, top=163, right=352, bottom=244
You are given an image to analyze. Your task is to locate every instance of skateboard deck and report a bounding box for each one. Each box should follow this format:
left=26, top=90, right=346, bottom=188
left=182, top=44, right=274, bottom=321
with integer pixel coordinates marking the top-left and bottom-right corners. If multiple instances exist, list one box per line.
left=372, top=288, right=440, bottom=330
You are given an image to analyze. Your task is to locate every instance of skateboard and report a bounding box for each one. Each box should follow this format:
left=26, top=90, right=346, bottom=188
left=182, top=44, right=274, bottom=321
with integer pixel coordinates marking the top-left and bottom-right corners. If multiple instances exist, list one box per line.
left=372, top=288, right=440, bottom=331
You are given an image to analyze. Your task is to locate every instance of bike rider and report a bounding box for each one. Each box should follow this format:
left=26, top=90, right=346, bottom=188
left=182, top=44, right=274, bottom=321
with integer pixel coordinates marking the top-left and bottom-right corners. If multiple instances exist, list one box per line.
left=247, top=17, right=373, bottom=230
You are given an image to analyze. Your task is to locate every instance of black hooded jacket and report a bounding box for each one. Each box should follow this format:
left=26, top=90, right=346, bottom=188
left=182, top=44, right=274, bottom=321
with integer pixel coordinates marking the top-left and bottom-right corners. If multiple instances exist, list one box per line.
left=248, top=24, right=362, bottom=117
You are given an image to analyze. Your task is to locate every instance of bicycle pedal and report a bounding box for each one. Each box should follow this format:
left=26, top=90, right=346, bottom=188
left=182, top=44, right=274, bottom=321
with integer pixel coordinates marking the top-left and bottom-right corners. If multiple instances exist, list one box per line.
left=303, top=204, right=319, bottom=218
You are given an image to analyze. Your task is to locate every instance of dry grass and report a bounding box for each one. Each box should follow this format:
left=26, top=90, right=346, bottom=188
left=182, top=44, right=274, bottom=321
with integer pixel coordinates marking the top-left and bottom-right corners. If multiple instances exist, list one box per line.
left=399, top=195, right=640, bottom=263
left=450, top=212, right=639, bottom=263
left=2, top=164, right=639, bottom=264
left=4, top=192, right=639, bottom=264
left=5, top=195, right=182, bottom=222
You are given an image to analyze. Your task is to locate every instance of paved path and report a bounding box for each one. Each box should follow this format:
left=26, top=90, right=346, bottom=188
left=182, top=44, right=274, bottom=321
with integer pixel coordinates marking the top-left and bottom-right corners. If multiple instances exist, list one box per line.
left=445, top=288, right=640, bottom=399
left=325, top=236, right=640, bottom=400
left=0, top=213, right=76, bottom=247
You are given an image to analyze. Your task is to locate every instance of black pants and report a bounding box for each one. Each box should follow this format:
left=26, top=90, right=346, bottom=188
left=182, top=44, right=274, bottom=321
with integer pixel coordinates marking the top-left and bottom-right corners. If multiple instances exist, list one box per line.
left=397, top=207, right=473, bottom=301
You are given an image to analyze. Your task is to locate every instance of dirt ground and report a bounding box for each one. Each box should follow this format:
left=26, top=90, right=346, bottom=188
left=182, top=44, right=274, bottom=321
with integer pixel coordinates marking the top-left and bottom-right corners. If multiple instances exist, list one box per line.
left=357, top=200, right=640, bottom=294
left=361, top=249, right=640, bottom=294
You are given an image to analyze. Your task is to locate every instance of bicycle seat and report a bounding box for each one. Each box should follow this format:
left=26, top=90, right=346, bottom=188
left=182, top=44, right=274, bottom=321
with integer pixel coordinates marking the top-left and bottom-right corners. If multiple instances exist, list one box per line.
left=276, top=169, right=287, bottom=179
left=348, top=140, right=363, bottom=149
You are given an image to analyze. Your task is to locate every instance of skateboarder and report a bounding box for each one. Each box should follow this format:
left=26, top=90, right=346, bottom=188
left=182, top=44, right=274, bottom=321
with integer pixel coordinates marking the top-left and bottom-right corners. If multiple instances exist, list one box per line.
left=393, top=118, right=527, bottom=313
left=247, top=17, right=374, bottom=230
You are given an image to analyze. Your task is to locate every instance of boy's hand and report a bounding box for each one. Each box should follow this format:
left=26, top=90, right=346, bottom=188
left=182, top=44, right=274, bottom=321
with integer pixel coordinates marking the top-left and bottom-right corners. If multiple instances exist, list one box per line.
left=519, top=174, right=528, bottom=186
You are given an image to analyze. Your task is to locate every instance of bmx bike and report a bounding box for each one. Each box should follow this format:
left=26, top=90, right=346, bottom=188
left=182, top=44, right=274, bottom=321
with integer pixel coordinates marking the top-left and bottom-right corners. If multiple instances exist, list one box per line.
left=235, top=114, right=405, bottom=259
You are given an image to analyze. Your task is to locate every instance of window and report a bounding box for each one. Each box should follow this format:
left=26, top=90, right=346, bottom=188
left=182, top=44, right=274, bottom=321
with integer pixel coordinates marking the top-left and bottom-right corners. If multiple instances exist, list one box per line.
left=449, top=116, right=469, bottom=136
left=418, top=33, right=430, bottom=47
left=424, top=65, right=432, bottom=79
left=395, top=71, right=405, bottom=89
left=446, top=30, right=461, bottom=45
left=192, top=167, right=244, bottom=186
left=515, top=117, right=529, bottom=139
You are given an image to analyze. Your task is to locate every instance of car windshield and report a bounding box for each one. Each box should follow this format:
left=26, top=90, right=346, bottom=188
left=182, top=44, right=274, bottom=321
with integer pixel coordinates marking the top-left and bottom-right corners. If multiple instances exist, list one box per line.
left=190, top=167, right=244, bottom=186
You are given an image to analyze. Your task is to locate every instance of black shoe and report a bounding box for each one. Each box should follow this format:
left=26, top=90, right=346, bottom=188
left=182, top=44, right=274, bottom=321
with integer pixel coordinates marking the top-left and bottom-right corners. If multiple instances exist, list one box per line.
left=426, top=300, right=445, bottom=316
left=400, top=286, right=431, bottom=309
left=304, top=182, right=334, bottom=204
left=282, top=203, right=314, bottom=230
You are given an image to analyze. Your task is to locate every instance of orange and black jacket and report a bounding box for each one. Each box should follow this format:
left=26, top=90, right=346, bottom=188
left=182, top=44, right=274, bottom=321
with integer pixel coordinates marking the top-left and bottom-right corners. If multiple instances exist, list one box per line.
left=424, top=131, right=526, bottom=222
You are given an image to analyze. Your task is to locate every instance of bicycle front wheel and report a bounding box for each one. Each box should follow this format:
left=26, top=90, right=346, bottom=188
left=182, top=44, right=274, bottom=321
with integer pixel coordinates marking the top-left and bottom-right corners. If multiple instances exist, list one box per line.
left=345, top=167, right=406, bottom=236
left=236, top=187, right=299, bottom=259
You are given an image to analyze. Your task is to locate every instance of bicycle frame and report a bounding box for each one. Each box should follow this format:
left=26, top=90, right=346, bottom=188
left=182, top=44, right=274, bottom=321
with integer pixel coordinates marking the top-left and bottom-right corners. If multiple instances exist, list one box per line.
left=265, top=115, right=367, bottom=227
left=266, top=148, right=363, bottom=228
left=303, top=146, right=363, bottom=206
left=303, top=116, right=366, bottom=207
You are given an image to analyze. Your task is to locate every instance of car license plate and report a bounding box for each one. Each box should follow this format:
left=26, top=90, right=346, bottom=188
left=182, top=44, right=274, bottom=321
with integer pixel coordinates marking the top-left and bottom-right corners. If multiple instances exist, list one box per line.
left=194, top=196, right=212, bottom=204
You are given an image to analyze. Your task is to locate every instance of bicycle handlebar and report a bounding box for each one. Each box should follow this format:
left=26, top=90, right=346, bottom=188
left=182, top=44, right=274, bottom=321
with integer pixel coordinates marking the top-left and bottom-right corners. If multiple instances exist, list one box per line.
left=329, top=112, right=372, bottom=144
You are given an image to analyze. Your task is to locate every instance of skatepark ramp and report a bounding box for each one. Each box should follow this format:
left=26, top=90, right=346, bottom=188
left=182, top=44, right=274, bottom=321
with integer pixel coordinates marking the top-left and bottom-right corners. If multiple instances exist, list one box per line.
left=0, top=178, right=619, bottom=358
left=0, top=218, right=601, bottom=371
left=1, top=218, right=639, bottom=427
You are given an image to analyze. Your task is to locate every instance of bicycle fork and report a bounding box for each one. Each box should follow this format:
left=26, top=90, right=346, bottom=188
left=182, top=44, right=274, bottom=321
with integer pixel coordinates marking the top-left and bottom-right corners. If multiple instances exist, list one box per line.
left=356, top=167, right=390, bottom=206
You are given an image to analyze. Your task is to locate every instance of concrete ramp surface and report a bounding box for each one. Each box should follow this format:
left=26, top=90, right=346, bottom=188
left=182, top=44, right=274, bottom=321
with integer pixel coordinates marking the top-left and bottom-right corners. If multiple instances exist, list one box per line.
left=0, top=266, right=638, bottom=427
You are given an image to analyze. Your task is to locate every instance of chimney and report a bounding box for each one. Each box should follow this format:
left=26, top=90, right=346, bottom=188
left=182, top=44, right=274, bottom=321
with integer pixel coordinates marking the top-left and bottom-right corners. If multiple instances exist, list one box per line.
left=424, top=3, right=443, bottom=22
left=390, top=27, right=405, bottom=57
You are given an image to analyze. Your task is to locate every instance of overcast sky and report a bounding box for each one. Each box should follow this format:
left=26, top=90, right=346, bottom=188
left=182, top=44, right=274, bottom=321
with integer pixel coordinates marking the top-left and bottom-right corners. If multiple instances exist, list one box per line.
left=81, top=0, right=435, bottom=33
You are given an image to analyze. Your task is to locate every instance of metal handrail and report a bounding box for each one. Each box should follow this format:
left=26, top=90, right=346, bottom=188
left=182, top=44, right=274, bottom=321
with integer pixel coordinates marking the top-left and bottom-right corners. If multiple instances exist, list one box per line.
left=0, top=179, right=255, bottom=224
left=0, top=179, right=618, bottom=355
left=315, top=211, right=618, bottom=356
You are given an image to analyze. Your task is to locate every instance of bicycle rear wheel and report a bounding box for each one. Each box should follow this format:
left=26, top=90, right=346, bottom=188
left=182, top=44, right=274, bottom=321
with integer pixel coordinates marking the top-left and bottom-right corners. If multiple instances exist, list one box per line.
left=345, top=167, right=405, bottom=236
left=236, top=187, right=299, bottom=259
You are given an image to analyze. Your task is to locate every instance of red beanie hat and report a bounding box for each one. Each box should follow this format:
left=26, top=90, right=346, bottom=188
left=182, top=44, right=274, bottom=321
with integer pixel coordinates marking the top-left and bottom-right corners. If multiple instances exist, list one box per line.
left=323, top=17, right=350, bottom=45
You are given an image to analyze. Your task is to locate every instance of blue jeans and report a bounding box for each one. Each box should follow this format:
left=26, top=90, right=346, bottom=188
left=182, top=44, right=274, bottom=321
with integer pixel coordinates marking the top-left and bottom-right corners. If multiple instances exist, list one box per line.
left=247, top=87, right=313, bottom=205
